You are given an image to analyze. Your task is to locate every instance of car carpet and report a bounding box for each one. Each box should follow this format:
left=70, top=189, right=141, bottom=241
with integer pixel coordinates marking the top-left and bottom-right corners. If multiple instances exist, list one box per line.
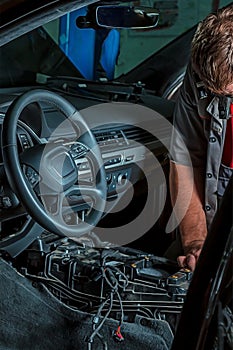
left=0, top=258, right=173, bottom=350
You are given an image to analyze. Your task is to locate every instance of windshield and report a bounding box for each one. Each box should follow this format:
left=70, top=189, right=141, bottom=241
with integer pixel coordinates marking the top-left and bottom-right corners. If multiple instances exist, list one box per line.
left=0, top=27, right=82, bottom=88
left=0, top=0, right=231, bottom=87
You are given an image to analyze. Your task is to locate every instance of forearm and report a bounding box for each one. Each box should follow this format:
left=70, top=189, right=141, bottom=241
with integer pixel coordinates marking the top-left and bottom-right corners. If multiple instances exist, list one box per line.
left=169, top=161, right=207, bottom=253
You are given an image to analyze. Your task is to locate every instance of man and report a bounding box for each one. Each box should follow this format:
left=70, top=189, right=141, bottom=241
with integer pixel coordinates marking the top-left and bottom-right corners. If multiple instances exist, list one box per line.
left=168, top=4, right=233, bottom=271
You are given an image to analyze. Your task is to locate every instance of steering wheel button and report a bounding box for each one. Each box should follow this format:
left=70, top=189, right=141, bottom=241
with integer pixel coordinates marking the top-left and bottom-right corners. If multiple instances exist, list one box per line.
left=2, top=196, right=12, bottom=208
left=19, top=134, right=30, bottom=149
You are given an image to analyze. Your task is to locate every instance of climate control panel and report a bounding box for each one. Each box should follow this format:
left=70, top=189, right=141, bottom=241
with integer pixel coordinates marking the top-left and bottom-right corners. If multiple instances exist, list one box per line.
left=106, top=167, right=131, bottom=194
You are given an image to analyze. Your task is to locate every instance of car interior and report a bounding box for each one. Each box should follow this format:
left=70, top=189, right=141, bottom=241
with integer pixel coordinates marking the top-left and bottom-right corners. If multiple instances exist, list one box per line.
left=0, top=1, right=232, bottom=350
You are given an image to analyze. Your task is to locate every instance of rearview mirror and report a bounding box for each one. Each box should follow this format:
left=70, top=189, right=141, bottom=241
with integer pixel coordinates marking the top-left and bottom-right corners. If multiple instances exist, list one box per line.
left=96, top=5, right=159, bottom=29
left=76, top=5, right=159, bottom=30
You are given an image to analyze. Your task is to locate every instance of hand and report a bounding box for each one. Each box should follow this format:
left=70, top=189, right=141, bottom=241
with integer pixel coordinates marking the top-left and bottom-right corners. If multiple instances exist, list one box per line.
left=177, top=250, right=202, bottom=271
left=177, top=240, right=204, bottom=271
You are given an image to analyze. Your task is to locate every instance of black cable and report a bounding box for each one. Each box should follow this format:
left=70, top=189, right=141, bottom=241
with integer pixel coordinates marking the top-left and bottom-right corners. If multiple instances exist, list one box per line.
left=87, top=260, right=128, bottom=349
left=97, top=332, right=108, bottom=350
left=109, top=265, right=129, bottom=289
left=103, top=265, right=127, bottom=327
left=104, top=266, right=125, bottom=342
left=87, top=291, right=114, bottom=348
left=87, top=294, right=112, bottom=348
left=116, top=290, right=124, bottom=327
left=103, top=267, right=118, bottom=290
left=95, top=295, right=111, bottom=319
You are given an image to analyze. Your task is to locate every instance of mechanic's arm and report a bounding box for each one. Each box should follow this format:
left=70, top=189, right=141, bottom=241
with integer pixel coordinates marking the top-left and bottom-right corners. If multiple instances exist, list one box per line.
left=169, top=161, right=207, bottom=271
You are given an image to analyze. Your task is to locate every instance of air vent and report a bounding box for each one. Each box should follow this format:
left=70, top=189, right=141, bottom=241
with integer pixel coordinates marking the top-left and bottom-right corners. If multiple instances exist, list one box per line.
left=93, top=129, right=127, bottom=147
left=122, top=126, right=156, bottom=145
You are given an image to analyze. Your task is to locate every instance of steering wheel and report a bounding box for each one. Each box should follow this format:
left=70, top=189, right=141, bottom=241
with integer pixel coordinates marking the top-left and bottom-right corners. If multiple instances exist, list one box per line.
left=2, top=89, right=107, bottom=239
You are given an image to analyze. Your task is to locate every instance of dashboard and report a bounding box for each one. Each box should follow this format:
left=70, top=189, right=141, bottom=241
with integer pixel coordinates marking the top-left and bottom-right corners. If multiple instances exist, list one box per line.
left=0, top=89, right=174, bottom=225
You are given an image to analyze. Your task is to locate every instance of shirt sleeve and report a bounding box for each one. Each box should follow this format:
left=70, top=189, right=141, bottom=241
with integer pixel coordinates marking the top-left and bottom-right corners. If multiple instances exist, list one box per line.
left=169, top=62, right=208, bottom=168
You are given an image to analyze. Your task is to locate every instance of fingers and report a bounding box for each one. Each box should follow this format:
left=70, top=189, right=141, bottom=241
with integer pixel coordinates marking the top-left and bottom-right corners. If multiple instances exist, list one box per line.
left=177, top=255, right=187, bottom=268
left=186, top=254, right=197, bottom=271
left=177, top=253, right=197, bottom=271
left=177, top=246, right=203, bottom=271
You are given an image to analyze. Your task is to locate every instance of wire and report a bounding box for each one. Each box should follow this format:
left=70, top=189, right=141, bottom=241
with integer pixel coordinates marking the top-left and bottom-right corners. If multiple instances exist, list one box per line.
left=87, top=333, right=108, bottom=350
left=116, top=290, right=124, bottom=327
left=87, top=291, right=114, bottom=349
left=95, top=295, right=112, bottom=319
left=96, top=332, right=108, bottom=350
left=87, top=259, right=128, bottom=349
left=103, top=267, right=118, bottom=290
left=109, top=265, right=129, bottom=289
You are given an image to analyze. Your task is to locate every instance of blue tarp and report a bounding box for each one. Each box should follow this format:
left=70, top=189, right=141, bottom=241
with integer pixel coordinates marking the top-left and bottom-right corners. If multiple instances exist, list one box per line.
left=59, top=8, right=119, bottom=80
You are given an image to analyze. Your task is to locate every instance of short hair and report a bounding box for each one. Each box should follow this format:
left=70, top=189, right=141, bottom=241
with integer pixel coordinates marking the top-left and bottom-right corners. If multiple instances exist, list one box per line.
left=191, top=5, right=233, bottom=95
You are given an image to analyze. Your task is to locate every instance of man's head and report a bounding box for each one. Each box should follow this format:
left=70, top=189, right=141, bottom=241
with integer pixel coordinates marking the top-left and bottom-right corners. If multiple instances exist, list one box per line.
left=191, top=5, right=233, bottom=96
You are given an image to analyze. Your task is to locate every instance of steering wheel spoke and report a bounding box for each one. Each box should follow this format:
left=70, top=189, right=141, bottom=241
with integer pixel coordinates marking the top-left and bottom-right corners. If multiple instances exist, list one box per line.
left=67, top=184, right=104, bottom=207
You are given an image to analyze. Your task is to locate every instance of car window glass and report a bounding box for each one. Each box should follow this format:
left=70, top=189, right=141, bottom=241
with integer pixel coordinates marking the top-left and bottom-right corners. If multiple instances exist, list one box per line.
left=44, top=0, right=232, bottom=80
